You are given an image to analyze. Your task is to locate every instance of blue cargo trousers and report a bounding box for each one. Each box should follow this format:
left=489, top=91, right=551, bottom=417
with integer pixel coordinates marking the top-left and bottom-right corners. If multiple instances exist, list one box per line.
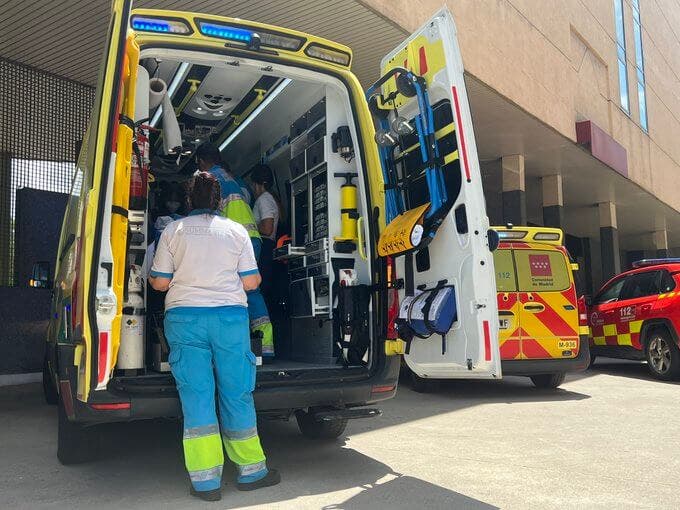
left=164, top=305, right=268, bottom=492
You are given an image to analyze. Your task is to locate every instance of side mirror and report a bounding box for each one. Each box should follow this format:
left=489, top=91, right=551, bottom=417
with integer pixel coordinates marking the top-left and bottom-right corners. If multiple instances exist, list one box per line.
left=29, top=261, right=51, bottom=289
left=487, top=229, right=500, bottom=252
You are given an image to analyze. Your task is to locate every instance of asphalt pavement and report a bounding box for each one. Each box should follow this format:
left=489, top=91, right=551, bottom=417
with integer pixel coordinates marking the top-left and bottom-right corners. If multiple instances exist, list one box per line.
left=1, top=359, right=678, bottom=509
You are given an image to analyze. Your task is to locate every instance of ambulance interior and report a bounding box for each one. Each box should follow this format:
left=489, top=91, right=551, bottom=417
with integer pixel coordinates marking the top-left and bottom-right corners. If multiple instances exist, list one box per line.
left=116, top=51, right=375, bottom=379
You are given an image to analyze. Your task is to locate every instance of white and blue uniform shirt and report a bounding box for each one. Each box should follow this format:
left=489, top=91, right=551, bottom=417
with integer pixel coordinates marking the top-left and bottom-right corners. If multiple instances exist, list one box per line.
left=150, top=209, right=259, bottom=310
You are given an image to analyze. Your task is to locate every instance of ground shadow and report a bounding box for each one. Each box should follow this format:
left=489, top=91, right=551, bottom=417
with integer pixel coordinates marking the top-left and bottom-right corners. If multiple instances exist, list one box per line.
left=569, top=357, right=680, bottom=385
left=0, top=384, right=497, bottom=509
left=399, top=370, right=592, bottom=405
left=321, top=475, right=499, bottom=510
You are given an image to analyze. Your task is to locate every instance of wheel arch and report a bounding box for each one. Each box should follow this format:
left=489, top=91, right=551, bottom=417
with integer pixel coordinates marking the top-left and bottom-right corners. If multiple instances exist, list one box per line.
left=640, top=319, right=679, bottom=349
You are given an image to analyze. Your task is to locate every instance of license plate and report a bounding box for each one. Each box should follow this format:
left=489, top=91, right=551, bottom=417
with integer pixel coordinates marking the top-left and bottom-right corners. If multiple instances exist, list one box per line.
left=499, top=318, right=510, bottom=330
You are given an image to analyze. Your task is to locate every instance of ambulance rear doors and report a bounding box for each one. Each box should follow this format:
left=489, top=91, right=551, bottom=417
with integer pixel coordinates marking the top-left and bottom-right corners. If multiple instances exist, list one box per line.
left=374, top=8, right=501, bottom=379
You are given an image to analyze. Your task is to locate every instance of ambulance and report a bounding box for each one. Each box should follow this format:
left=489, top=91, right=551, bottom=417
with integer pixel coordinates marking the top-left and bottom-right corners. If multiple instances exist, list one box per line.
left=41, top=2, right=501, bottom=464
left=492, top=226, right=589, bottom=388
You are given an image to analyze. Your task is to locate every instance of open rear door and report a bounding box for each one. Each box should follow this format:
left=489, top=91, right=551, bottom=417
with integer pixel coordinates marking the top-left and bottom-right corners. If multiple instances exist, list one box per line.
left=371, top=8, right=501, bottom=379
left=77, top=0, right=133, bottom=398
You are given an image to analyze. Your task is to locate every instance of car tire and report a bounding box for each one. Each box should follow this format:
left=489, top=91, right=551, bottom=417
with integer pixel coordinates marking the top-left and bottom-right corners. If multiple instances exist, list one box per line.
left=295, top=409, right=348, bottom=440
left=42, top=357, right=58, bottom=406
left=644, top=328, right=680, bottom=381
left=409, top=370, right=439, bottom=393
left=530, top=373, right=566, bottom=389
left=57, top=399, right=100, bottom=465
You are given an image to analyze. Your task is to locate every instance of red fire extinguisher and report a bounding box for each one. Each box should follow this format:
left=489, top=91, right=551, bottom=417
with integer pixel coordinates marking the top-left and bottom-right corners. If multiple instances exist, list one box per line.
left=129, top=123, right=149, bottom=211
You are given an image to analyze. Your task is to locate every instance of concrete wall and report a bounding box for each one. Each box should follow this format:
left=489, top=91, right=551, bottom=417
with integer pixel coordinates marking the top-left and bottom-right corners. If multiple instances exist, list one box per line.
left=363, top=0, right=680, bottom=213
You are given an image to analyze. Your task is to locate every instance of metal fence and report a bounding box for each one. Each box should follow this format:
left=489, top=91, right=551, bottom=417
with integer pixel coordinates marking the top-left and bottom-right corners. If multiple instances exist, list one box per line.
left=0, top=58, right=94, bottom=286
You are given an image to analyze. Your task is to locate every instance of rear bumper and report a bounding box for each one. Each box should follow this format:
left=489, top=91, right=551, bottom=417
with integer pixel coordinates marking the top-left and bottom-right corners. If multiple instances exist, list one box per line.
left=501, top=336, right=590, bottom=375
left=71, top=355, right=401, bottom=425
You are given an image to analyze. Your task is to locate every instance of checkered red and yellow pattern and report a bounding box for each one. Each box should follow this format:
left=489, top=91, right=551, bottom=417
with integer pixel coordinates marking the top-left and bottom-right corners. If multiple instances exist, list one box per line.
left=590, top=320, right=643, bottom=349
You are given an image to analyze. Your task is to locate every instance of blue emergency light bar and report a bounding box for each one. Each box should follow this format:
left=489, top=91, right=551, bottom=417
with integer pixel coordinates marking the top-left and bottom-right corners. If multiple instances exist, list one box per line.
left=199, top=22, right=253, bottom=43
left=131, top=16, right=191, bottom=34
left=632, top=258, right=680, bottom=268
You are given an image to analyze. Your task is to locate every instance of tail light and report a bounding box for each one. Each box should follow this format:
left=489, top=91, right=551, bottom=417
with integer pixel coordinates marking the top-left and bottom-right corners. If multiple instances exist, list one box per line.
left=577, top=295, right=589, bottom=328
left=386, top=256, right=399, bottom=339
left=97, top=331, right=110, bottom=386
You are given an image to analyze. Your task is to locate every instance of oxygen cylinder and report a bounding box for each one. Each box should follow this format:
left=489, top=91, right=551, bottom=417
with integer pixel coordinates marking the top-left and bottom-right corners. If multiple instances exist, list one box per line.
left=130, top=66, right=150, bottom=210
left=333, top=173, right=359, bottom=251
left=118, top=265, right=145, bottom=370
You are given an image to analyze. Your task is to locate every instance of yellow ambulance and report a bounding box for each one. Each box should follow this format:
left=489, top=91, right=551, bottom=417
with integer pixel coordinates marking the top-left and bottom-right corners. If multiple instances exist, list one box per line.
left=41, top=2, right=501, bottom=463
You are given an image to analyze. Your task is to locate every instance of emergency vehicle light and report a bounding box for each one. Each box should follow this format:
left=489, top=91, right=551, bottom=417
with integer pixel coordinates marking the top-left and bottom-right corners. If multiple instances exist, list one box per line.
left=533, top=232, right=561, bottom=241
left=198, top=22, right=253, bottom=43
left=632, top=258, right=680, bottom=268
left=497, top=230, right=527, bottom=240
left=131, top=16, right=191, bottom=34
left=304, top=43, right=351, bottom=66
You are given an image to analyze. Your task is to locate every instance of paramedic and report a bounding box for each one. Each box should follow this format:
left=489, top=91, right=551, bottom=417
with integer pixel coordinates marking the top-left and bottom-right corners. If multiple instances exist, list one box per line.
left=194, top=144, right=275, bottom=359
left=149, top=172, right=280, bottom=501
left=250, top=163, right=280, bottom=304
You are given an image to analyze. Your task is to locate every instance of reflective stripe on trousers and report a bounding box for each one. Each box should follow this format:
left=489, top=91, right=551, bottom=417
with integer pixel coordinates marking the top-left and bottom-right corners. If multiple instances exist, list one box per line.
left=165, top=306, right=268, bottom=490
left=247, top=237, right=274, bottom=357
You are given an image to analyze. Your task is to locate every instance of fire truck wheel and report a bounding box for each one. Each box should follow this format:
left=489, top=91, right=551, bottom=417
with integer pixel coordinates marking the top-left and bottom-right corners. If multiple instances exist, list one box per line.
left=57, top=399, right=100, bottom=465
left=645, top=328, right=680, bottom=381
left=296, top=409, right=348, bottom=440
left=409, top=370, right=439, bottom=393
left=530, top=372, right=566, bottom=389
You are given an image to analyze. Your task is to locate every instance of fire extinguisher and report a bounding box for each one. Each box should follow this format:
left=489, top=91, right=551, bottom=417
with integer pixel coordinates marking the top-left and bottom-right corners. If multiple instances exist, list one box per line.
left=129, top=124, right=149, bottom=211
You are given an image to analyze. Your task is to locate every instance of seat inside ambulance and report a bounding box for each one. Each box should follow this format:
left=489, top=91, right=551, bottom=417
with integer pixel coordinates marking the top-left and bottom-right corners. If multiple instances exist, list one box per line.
left=119, top=50, right=376, bottom=378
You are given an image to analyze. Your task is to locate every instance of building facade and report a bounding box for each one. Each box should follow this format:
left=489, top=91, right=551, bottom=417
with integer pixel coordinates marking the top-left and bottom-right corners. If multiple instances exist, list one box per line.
left=365, top=0, right=680, bottom=290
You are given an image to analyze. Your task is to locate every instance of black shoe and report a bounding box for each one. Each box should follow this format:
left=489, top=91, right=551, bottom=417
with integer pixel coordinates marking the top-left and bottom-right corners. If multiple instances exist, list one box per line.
left=236, top=469, right=281, bottom=491
left=190, top=487, right=222, bottom=502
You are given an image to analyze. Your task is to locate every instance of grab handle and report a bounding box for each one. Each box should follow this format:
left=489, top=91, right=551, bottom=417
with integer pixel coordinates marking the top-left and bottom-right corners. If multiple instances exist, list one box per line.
left=357, top=216, right=368, bottom=261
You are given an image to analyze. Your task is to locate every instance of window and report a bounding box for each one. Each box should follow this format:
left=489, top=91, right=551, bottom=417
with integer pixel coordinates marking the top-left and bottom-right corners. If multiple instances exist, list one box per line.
left=614, top=0, right=630, bottom=113
left=659, top=271, right=676, bottom=293
left=619, top=271, right=660, bottom=300
left=595, top=278, right=625, bottom=304
left=493, top=249, right=517, bottom=292
left=631, top=0, right=648, bottom=131
left=514, top=250, right=571, bottom=292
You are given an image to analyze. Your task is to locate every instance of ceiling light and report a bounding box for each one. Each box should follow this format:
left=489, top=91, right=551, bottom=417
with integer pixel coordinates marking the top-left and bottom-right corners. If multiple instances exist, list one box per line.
left=219, top=78, right=292, bottom=150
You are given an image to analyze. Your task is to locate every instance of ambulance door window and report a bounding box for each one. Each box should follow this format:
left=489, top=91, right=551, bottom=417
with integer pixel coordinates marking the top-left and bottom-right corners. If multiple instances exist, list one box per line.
left=514, top=250, right=570, bottom=292
left=595, top=279, right=625, bottom=304
left=619, top=271, right=660, bottom=301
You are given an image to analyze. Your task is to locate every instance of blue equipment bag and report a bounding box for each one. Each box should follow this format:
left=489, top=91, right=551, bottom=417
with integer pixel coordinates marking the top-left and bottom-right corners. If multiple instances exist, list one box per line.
left=398, top=282, right=457, bottom=355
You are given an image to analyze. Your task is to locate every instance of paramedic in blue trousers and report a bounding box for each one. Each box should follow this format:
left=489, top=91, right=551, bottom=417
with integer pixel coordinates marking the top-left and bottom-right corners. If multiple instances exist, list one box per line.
left=195, top=143, right=275, bottom=360
left=149, top=172, right=280, bottom=502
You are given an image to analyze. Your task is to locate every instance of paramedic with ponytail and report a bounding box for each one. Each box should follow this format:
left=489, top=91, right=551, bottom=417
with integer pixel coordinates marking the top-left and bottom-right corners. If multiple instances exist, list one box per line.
left=195, top=143, right=275, bottom=360
left=149, top=172, right=280, bottom=502
left=250, top=163, right=280, bottom=305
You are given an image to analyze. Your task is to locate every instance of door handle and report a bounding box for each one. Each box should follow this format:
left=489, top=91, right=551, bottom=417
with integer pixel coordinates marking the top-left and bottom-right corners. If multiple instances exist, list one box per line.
left=523, top=303, right=545, bottom=312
